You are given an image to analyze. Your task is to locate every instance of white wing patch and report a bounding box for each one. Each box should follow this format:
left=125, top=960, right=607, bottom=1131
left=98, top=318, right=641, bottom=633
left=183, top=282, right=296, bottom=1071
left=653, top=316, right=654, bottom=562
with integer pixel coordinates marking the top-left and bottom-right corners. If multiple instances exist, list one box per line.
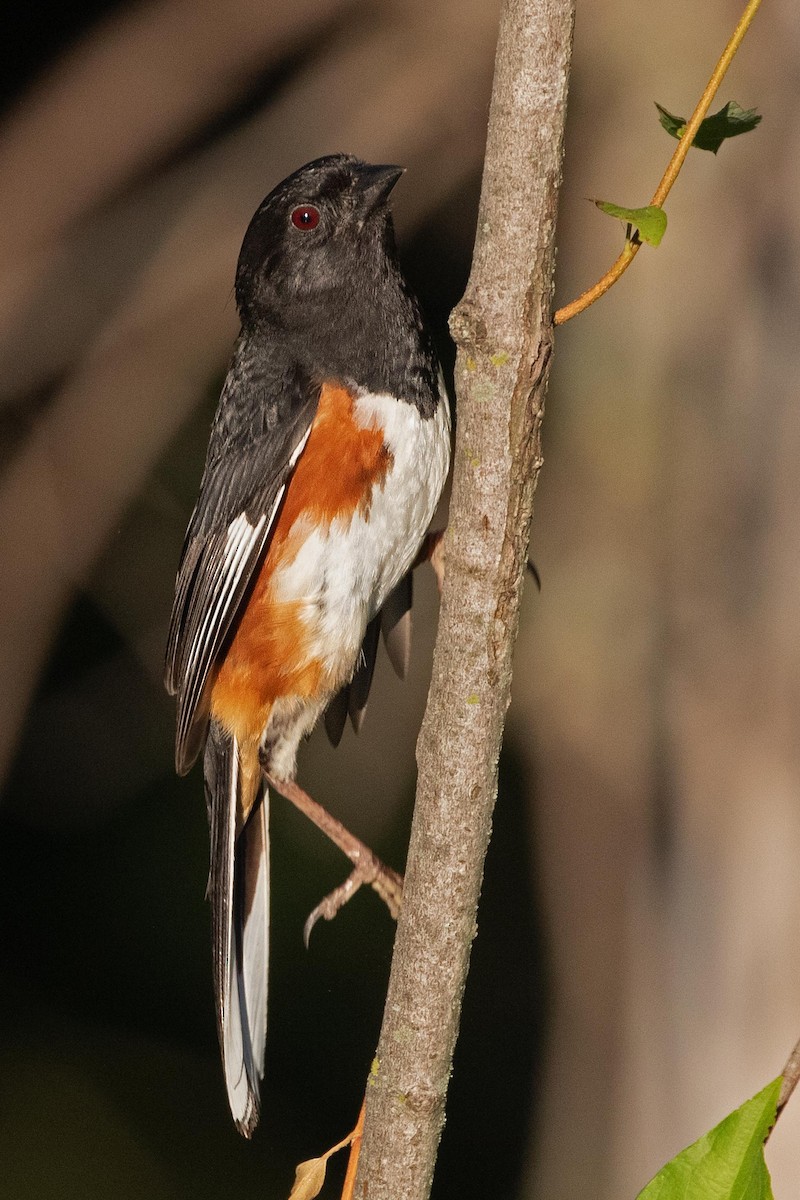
left=174, top=425, right=313, bottom=768
left=187, top=424, right=313, bottom=691
left=185, top=511, right=269, bottom=685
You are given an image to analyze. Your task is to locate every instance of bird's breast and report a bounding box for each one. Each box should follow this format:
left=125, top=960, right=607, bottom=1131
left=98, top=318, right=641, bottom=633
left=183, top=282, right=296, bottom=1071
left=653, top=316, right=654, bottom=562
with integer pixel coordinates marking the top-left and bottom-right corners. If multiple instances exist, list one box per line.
left=211, top=378, right=450, bottom=739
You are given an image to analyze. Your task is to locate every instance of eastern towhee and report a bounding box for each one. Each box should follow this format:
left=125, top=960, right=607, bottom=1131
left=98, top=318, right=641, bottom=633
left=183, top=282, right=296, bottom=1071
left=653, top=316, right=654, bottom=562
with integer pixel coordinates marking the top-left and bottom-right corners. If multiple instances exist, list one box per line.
left=165, top=155, right=450, bottom=1135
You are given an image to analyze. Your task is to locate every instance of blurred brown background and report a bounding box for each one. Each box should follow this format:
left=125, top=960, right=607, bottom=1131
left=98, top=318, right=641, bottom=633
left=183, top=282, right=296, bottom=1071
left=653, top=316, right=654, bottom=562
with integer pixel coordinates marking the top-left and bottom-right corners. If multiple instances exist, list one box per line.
left=1, top=1, right=798, bottom=1197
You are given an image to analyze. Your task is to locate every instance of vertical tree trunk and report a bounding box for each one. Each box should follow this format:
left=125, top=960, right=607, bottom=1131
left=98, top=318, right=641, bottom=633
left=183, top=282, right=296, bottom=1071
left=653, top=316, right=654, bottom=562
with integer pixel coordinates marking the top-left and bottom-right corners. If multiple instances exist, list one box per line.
left=355, top=2, right=574, bottom=1195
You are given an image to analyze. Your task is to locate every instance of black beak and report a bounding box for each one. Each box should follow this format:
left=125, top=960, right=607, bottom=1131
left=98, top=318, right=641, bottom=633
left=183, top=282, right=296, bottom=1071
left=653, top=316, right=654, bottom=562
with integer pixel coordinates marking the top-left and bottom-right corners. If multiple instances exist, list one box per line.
left=354, top=163, right=404, bottom=210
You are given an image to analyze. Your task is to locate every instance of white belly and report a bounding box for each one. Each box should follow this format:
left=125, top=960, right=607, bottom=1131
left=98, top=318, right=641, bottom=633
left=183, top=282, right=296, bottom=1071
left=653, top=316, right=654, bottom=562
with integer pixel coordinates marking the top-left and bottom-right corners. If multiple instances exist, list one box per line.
left=272, top=386, right=450, bottom=689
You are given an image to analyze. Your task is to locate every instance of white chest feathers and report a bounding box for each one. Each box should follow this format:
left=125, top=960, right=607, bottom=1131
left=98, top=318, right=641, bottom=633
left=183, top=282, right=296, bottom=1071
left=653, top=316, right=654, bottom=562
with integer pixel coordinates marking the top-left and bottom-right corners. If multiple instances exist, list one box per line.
left=272, top=386, right=451, bottom=684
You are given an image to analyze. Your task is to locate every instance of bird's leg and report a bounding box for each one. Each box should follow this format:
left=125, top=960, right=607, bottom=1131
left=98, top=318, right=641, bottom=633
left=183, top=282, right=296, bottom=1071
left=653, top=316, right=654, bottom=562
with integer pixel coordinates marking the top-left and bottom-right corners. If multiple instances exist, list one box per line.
left=262, top=768, right=403, bottom=944
left=415, top=526, right=541, bottom=592
left=413, top=528, right=445, bottom=594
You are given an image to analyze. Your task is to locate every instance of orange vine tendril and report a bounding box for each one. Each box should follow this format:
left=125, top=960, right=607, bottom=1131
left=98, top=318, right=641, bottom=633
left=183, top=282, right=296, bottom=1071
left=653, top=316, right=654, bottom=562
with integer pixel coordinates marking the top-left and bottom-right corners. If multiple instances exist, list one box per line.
left=554, top=0, right=762, bottom=326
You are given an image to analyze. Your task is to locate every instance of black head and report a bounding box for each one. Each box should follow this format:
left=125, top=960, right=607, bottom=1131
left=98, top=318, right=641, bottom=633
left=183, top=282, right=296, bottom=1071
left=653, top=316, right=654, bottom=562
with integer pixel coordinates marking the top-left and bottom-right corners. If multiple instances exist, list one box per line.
left=235, top=154, right=404, bottom=327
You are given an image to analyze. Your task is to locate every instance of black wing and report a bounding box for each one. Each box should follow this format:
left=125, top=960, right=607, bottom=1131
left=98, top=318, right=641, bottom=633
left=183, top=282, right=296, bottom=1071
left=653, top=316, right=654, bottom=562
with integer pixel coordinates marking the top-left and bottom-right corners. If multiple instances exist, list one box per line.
left=165, top=342, right=320, bottom=774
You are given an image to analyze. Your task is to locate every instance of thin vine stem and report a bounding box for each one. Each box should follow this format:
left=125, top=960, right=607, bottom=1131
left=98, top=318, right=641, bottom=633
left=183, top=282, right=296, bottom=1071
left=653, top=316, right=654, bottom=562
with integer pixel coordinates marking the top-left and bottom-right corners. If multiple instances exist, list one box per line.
left=775, top=1034, right=800, bottom=1123
left=554, top=0, right=762, bottom=326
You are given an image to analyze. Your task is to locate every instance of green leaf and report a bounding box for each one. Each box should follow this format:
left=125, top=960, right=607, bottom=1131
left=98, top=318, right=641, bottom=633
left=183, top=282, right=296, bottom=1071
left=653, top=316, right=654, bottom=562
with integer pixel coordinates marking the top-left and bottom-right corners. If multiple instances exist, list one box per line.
left=636, top=1076, right=781, bottom=1200
left=656, top=100, right=762, bottom=154
left=593, top=200, right=667, bottom=247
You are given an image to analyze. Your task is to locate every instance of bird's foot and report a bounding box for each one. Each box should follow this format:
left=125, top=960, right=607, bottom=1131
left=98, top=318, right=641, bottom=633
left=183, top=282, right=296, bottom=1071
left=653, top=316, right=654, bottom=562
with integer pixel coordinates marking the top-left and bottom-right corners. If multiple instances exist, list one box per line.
left=262, top=770, right=403, bottom=943
left=301, top=858, right=403, bottom=946
left=413, top=528, right=445, bottom=594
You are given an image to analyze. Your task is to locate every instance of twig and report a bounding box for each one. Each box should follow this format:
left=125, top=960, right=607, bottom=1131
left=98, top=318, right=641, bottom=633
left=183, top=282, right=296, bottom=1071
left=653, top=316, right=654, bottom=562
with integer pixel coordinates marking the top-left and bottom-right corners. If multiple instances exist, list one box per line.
left=340, top=1099, right=365, bottom=1200
left=287, top=1101, right=364, bottom=1200
left=759, top=1033, right=800, bottom=1147
left=776, top=1034, right=800, bottom=1121
left=554, top=0, right=762, bottom=326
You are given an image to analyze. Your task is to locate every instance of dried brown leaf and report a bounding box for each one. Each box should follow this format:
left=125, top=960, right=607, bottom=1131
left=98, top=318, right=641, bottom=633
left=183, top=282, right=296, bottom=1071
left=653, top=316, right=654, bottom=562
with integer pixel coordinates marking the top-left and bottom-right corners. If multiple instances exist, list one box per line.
left=288, top=1156, right=328, bottom=1200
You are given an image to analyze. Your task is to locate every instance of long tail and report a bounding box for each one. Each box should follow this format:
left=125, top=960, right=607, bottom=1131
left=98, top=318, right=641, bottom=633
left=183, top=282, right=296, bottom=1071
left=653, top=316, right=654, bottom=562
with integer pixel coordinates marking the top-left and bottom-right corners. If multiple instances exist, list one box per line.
left=204, top=721, right=269, bottom=1137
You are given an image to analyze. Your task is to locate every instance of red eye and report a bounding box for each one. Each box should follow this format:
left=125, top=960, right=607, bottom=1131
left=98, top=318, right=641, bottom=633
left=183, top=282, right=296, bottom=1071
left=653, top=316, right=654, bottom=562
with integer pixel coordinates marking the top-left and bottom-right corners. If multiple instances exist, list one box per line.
left=291, top=205, right=320, bottom=230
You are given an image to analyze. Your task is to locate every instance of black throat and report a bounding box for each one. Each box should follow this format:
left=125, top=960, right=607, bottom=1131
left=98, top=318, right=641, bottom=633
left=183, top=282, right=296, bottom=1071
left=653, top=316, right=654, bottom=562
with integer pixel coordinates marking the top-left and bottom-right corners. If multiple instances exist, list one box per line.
left=246, top=247, right=440, bottom=419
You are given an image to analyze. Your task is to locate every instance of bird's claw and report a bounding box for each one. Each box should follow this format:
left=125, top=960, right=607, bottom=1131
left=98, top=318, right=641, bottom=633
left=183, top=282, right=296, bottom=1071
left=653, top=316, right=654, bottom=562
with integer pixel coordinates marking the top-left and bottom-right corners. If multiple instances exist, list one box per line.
left=303, top=859, right=404, bottom=946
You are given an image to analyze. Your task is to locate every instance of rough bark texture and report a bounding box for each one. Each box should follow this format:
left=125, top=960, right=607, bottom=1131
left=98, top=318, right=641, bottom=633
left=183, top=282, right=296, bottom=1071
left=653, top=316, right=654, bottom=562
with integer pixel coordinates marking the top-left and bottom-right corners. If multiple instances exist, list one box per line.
left=355, top=2, right=574, bottom=1196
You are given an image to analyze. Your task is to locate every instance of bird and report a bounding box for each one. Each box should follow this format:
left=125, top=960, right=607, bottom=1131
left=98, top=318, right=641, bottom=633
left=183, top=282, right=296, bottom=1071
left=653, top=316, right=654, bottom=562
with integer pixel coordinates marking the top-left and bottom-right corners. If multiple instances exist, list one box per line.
left=164, top=154, right=451, bottom=1136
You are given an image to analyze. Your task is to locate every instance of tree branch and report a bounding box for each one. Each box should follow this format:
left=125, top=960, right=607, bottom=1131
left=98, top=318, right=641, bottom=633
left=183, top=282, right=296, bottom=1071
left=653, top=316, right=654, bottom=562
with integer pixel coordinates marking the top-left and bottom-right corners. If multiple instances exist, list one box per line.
left=355, top=1, right=574, bottom=1195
